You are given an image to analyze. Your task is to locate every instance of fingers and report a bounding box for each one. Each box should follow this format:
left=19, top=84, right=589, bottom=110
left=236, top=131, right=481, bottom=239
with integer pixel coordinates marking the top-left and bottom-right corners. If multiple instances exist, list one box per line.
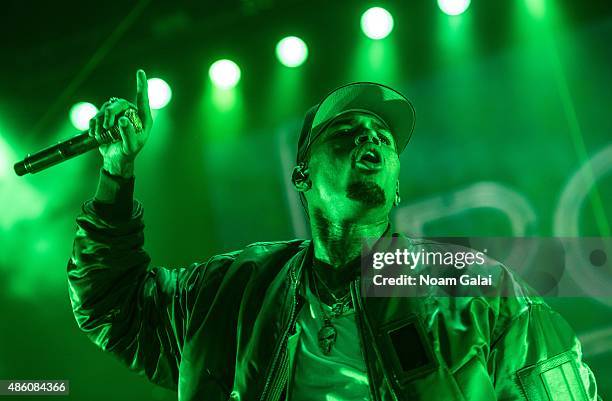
left=89, top=98, right=133, bottom=142
left=88, top=118, right=95, bottom=137
left=118, top=116, right=138, bottom=154
left=87, top=68, right=150, bottom=145
left=103, top=99, right=132, bottom=130
left=95, top=110, right=104, bottom=139
left=136, top=69, right=152, bottom=128
left=103, top=107, right=114, bottom=130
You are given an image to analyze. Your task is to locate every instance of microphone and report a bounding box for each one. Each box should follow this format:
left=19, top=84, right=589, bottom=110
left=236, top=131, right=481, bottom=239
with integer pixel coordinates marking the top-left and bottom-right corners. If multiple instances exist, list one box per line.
left=14, top=108, right=142, bottom=176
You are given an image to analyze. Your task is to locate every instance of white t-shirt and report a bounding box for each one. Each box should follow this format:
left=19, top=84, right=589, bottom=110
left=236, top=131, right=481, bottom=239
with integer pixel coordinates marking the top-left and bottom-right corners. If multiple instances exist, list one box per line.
left=287, top=273, right=371, bottom=401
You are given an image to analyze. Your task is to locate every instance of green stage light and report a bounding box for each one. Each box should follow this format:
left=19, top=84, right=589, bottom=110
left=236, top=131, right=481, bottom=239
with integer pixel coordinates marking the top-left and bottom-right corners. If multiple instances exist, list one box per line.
left=69, top=102, right=97, bottom=131
left=209, top=59, right=241, bottom=89
left=525, top=0, right=545, bottom=19
left=438, top=0, right=471, bottom=16
left=276, top=36, right=309, bottom=68
left=360, top=7, right=394, bottom=40
left=147, top=78, right=172, bottom=109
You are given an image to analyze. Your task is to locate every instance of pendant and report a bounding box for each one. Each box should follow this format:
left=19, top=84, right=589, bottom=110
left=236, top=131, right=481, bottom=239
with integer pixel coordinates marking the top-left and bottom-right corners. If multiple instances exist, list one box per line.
left=317, top=319, right=337, bottom=355
left=331, top=299, right=352, bottom=317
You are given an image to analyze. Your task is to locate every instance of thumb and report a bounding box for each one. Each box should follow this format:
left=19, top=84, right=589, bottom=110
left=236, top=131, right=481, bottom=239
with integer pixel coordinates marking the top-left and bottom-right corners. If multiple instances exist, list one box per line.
left=118, top=116, right=139, bottom=155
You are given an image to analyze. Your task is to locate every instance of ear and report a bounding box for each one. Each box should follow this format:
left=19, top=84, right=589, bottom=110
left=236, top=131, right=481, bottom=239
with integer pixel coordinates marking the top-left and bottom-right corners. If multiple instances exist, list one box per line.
left=393, top=180, right=401, bottom=207
left=292, top=162, right=312, bottom=192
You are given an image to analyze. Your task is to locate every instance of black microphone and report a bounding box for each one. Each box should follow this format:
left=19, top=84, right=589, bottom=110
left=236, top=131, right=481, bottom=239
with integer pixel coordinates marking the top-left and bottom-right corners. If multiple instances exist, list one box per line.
left=14, top=108, right=142, bottom=176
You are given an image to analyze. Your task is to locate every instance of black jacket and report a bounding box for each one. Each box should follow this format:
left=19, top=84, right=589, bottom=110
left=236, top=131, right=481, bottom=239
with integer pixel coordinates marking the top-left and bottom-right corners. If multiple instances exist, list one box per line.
left=67, top=171, right=599, bottom=401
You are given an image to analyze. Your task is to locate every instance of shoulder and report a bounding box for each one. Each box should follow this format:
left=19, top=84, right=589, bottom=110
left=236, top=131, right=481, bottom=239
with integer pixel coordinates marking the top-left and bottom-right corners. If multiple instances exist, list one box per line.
left=203, top=239, right=309, bottom=264
left=240, top=238, right=309, bottom=259
left=243, top=238, right=309, bottom=251
left=182, top=239, right=310, bottom=293
left=196, top=239, right=310, bottom=276
left=392, top=233, right=547, bottom=329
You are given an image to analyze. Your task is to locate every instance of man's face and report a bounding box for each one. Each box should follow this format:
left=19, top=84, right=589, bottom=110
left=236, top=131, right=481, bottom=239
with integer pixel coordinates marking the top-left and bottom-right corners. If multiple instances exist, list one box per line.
left=302, top=111, right=400, bottom=219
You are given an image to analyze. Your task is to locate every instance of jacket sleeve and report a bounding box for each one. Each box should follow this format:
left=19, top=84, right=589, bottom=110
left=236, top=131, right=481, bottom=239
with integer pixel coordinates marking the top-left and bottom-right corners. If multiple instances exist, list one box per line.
left=67, top=170, right=230, bottom=390
left=489, top=299, right=600, bottom=401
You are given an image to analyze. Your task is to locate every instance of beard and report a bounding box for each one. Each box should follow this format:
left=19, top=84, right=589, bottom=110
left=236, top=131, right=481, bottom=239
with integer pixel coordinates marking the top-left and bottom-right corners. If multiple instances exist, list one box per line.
left=346, top=181, right=386, bottom=208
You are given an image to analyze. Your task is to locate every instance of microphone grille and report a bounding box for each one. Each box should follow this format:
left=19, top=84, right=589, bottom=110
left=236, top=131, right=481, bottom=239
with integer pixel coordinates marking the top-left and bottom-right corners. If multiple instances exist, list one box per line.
left=102, top=108, right=144, bottom=143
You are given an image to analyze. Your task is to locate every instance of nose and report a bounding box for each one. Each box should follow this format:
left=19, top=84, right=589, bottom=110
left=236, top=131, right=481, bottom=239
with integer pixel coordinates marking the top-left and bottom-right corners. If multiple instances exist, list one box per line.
left=355, top=130, right=380, bottom=146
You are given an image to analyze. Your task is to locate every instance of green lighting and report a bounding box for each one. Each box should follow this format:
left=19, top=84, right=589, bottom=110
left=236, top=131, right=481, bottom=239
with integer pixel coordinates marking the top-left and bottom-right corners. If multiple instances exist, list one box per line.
left=350, top=38, right=398, bottom=84
left=438, top=0, right=471, bottom=16
left=147, top=78, right=172, bottom=109
left=0, top=136, right=45, bottom=229
left=276, top=36, right=308, bottom=68
left=69, top=102, right=97, bottom=131
left=209, top=59, right=241, bottom=89
left=0, top=134, right=14, bottom=180
left=525, top=0, right=546, bottom=19
left=360, top=7, right=394, bottom=40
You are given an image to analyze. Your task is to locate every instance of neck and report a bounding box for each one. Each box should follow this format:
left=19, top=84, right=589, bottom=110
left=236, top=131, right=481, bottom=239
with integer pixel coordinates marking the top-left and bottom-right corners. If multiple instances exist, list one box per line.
left=310, top=208, right=389, bottom=268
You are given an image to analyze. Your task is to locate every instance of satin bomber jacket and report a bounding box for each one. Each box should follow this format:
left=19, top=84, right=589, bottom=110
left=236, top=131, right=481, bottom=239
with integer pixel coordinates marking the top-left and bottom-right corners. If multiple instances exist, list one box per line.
left=67, top=173, right=599, bottom=401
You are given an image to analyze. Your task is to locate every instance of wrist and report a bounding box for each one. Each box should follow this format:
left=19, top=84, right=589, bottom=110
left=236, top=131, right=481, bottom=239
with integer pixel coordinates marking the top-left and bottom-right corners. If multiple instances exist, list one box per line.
left=94, top=168, right=135, bottom=220
left=103, top=158, right=135, bottom=178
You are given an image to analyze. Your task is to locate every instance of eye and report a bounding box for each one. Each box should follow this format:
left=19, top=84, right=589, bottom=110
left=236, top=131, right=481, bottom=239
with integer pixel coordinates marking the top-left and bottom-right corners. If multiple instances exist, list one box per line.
left=378, top=133, right=391, bottom=145
left=334, top=127, right=354, bottom=136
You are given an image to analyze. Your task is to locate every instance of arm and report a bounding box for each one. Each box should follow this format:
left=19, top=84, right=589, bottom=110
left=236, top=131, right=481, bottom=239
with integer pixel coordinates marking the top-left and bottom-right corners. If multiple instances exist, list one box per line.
left=68, top=169, right=232, bottom=389
left=68, top=70, right=229, bottom=390
left=490, top=300, right=599, bottom=401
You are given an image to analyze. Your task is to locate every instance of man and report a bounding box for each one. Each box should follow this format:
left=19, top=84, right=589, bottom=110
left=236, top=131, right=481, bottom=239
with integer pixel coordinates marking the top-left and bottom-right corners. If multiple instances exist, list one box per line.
left=68, top=70, right=599, bottom=400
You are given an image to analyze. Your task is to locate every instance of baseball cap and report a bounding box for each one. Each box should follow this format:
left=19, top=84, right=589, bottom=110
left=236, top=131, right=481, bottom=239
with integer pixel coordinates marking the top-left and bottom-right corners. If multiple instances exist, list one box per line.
left=296, top=82, right=416, bottom=164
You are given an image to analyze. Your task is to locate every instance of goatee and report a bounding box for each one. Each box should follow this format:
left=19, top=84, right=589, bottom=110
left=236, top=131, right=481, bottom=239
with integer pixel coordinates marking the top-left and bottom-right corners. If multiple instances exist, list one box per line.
left=346, top=181, right=386, bottom=207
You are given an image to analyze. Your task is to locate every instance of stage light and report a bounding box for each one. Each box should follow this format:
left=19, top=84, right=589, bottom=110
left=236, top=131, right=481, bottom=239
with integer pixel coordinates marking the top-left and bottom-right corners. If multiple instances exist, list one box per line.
left=147, top=78, right=172, bottom=109
left=276, top=36, right=309, bottom=68
left=69, top=102, right=97, bottom=131
left=438, top=0, right=471, bottom=16
left=360, top=7, right=394, bottom=40
left=525, top=0, right=545, bottom=19
left=209, top=59, right=241, bottom=89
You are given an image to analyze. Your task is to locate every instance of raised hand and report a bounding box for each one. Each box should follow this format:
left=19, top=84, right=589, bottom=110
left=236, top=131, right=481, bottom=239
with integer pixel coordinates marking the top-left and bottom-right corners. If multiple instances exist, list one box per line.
left=89, top=69, right=153, bottom=178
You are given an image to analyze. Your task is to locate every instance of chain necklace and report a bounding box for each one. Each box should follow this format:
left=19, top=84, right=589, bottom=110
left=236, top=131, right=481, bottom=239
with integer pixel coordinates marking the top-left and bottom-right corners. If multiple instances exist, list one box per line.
left=313, top=268, right=352, bottom=313
left=310, top=267, right=353, bottom=355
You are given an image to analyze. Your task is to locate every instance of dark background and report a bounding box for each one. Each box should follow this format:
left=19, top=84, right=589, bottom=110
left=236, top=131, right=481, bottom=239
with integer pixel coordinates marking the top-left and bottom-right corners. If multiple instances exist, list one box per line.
left=0, top=0, right=610, bottom=399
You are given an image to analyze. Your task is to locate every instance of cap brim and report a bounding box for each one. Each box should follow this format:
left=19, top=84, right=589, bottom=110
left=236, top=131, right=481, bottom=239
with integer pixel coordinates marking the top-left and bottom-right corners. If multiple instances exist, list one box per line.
left=310, top=82, right=415, bottom=154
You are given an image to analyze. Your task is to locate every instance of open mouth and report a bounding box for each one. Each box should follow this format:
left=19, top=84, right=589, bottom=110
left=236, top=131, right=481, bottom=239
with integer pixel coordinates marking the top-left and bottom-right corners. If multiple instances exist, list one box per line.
left=355, top=146, right=383, bottom=171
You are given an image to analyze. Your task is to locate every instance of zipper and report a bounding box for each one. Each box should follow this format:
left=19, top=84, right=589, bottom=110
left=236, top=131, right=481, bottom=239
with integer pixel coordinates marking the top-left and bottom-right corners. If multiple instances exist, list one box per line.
left=259, top=266, right=299, bottom=401
left=352, top=277, right=400, bottom=401
left=351, top=280, right=381, bottom=401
